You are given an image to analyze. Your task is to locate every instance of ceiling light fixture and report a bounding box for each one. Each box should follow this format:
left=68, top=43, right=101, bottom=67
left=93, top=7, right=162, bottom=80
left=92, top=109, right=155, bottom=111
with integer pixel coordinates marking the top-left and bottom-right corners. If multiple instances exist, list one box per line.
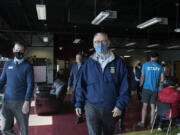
left=91, top=0, right=117, bottom=25
left=73, top=25, right=81, bottom=44
left=91, top=11, right=117, bottom=25
left=43, top=37, right=48, bottom=42
left=174, top=3, right=180, bottom=32
left=147, top=43, right=159, bottom=48
left=137, top=17, right=168, bottom=29
left=59, top=46, right=63, bottom=50
left=89, top=48, right=94, bottom=51
left=167, top=45, right=180, bottom=49
left=111, top=48, right=116, bottom=51
left=124, top=55, right=131, bottom=58
left=73, top=39, right=81, bottom=44
left=144, top=50, right=151, bottom=53
left=126, top=49, right=135, bottom=52
left=36, top=4, right=46, bottom=20
left=91, top=11, right=110, bottom=25
left=125, top=42, right=136, bottom=47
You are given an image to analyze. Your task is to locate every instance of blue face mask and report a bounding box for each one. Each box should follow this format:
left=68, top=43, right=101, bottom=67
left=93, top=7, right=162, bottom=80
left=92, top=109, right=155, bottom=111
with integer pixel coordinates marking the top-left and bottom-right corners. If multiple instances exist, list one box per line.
left=95, top=43, right=108, bottom=54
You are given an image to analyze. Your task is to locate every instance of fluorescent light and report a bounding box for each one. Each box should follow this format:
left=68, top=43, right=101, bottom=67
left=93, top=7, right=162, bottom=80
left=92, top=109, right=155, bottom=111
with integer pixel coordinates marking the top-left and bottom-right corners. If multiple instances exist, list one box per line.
left=36, top=4, right=46, bottom=20
left=124, top=55, right=131, bottom=58
left=137, top=17, right=161, bottom=29
left=73, top=38, right=81, bottom=44
left=111, top=48, right=116, bottom=51
left=167, top=45, right=180, bottom=49
left=174, top=28, right=180, bottom=32
left=137, top=17, right=168, bottom=29
left=43, top=37, right=48, bottom=42
left=57, top=65, right=60, bottom=72
left=126, top=49, right=135, bottom=52
left=147, top=43, right=159, bottom=48
left=125, top=42, right=136, bottom=47
left=59, top=46, right=63, bottom=50
left=144, top=50, right=151, bottom=53
left=89, top=48, right=94, bottom=51
left=91, top=11, right=110, bottom=25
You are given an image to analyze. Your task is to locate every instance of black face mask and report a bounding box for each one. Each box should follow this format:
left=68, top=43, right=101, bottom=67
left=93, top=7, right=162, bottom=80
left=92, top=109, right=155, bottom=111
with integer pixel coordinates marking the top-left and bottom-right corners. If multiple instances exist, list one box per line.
left=138, top=63, right=141, bottom=66
left=14, top=52, right=24, bottom=60
left=162, top=64, right=166, bottom=67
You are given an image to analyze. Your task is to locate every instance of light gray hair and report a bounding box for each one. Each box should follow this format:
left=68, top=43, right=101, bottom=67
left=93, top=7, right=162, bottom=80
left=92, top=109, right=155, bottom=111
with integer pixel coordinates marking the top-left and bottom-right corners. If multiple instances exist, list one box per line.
left=93, top=32, right=110, bottom=43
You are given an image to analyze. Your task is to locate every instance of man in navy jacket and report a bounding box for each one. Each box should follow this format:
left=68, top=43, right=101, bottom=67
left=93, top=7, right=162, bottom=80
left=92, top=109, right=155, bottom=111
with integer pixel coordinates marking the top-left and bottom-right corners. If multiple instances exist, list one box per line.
left=0, top=42, right=34, bottom=135
left=68, top=53, right=83, bottom=94
left=75, top=33, right=129, bottom=135
left=67, top=53, right=84, bottom=123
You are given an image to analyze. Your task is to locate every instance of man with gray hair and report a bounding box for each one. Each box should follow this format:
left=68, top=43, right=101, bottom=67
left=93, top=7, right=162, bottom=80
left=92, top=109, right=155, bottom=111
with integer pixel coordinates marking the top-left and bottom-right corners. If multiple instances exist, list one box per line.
left=75, top=32, right=129, bottom=135
left=0, top=42, right=34, bottom=135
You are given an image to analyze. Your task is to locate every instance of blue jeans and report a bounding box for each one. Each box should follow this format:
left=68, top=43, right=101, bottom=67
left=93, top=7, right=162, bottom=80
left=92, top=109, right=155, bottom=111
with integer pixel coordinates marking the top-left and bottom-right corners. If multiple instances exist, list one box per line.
left=85, top=102, right=119, bottom=135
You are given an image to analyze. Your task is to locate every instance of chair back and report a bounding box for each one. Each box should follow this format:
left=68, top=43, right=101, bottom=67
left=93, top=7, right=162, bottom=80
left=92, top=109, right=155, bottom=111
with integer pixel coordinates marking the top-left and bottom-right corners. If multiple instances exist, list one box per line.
left=156, top=101, right=171, bottom=117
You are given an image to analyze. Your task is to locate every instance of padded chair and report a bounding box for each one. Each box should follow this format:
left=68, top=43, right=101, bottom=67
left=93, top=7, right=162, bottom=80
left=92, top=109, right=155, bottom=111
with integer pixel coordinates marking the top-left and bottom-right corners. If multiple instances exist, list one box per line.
left=151, top=101, right=172, bottom=135
left=35, top=81, right=67, bottom=115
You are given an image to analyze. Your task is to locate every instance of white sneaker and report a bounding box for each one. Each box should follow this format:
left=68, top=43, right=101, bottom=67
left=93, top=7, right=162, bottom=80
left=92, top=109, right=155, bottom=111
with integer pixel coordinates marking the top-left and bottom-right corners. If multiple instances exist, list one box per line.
left=157, top=127, right=162, bottom=131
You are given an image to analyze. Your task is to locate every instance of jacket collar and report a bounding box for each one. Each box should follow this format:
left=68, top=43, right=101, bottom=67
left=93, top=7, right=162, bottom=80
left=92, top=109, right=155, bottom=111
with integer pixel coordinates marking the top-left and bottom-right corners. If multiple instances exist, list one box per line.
left=90, top=50, right=115, bottom=64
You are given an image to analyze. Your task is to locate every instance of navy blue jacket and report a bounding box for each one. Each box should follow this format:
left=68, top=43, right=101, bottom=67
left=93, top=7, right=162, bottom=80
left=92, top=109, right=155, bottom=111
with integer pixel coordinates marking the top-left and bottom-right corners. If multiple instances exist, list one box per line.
left=0, top=60, right=34, bottom=101
left=68, top=63, right=83, bottom=91
left=75, top=53, right=129, bottom=110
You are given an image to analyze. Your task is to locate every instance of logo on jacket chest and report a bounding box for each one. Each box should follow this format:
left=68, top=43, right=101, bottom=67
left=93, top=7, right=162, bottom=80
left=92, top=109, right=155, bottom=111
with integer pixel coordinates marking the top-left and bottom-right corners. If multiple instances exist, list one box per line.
left=110, top=67, right=115, bottom=74
left=8, top=66, right=14, bottom=69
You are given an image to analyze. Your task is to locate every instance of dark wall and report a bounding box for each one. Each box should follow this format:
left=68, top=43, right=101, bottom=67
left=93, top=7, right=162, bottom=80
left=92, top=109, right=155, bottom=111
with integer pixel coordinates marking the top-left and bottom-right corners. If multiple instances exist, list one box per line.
left=0, top=37, right=13, bottom=57
left=54, top=35, right=93, bottom=61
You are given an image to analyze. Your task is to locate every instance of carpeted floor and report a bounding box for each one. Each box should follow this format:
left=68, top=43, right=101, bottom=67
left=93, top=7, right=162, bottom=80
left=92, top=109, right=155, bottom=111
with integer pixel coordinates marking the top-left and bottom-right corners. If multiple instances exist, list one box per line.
left=1, top=93, right=177, bottom=135
left=123, top=127, right=180, bottom=135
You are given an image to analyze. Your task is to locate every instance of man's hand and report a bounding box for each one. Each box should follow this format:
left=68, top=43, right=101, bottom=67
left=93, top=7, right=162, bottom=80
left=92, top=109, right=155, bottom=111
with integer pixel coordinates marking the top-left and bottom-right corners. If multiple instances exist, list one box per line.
left=75, top=108, right=82, bottom=117
left=112, top=107, right=122, bottom=117
left=22, top=101, right=30, bottom=114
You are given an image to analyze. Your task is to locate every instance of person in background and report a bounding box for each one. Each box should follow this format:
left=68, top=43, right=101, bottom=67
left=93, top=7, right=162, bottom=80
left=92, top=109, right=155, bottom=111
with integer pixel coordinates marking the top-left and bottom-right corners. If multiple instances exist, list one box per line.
left=0, top=42, right=34, bottom=135
left=67, top=53, right=84, bottom=124
left=160, top=61, right=170, bottom=89
left=161, top=61, right=170, bottom=78
left=133, top=60, right=142, bottom=100
left=138, top=52, right=164, bottom=128
left=75, top=32, right=129, bottom=135
left=157, top=76, right=180, bottom=131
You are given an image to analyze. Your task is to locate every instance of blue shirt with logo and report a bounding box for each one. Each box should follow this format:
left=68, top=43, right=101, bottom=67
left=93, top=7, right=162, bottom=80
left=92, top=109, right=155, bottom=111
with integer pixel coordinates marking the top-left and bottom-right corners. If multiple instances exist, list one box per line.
left=141, top=61, right=164, bottom=92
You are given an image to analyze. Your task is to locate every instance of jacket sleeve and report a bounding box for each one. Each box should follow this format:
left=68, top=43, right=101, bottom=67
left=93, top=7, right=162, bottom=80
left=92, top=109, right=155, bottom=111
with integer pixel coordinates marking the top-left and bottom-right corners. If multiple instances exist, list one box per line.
left=25, top=65, right=34, bottom=101
left=115, top=63, right=129, bottom=111
left=75, top=69, right=86, bottom=108
left=158, top=89, right=178, bottom=104
left=0, top=62, right=7, bottom=91
left=68, top=65, right=74, bottom=87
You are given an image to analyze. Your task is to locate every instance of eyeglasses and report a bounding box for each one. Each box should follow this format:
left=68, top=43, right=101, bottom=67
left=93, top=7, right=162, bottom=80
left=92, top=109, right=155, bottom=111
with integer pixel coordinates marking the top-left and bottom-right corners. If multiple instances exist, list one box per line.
left=94, top=40, right=108, bottom=44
